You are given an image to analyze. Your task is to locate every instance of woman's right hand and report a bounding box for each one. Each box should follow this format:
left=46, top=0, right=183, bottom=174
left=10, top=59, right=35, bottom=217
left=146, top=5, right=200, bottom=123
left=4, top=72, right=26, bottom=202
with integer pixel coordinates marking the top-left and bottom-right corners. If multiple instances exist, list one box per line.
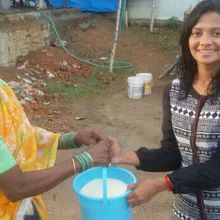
left=108, top=137, right=140, bottom=166
left=86, top=140, right=111, bottom=166
left=108, top=137, right=121, bottom=163
left=127, top=177, right=167, bottom=207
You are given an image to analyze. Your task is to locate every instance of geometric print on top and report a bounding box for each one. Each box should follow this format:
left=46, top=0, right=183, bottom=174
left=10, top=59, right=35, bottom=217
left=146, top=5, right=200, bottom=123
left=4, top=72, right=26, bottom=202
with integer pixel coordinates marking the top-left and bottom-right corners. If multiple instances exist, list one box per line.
left=169, top=79, right=220, bottom=220
left=171, top=104, right=220, bottom=119
left=171, top=104, right=195, bottom=118
left=200, top=110, right=220, bottom=119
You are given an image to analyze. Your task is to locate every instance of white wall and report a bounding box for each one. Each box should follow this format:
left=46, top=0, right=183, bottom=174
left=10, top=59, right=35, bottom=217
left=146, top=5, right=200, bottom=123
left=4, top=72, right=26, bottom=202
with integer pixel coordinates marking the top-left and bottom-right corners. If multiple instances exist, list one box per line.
left=128, top=0, right=202, bottom=21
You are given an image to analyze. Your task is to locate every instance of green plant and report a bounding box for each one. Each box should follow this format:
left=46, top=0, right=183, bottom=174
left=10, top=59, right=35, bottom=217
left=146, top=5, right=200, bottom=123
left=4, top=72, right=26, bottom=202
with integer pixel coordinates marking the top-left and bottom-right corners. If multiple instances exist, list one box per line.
left=45, top=73, right=109, bottom=102
left=167, top=16, right=180, bottom=29
left=45, top=64, right=133, bottom=102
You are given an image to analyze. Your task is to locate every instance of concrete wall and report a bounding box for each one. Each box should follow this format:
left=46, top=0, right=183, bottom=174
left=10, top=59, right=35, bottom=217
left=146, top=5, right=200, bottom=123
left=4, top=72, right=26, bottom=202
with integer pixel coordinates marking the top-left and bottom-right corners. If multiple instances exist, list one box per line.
left=0, top=12, right=50, bottom=66
left=128, top=0, right=202, bottom=22
left=0, top=9, right=89, bottom=67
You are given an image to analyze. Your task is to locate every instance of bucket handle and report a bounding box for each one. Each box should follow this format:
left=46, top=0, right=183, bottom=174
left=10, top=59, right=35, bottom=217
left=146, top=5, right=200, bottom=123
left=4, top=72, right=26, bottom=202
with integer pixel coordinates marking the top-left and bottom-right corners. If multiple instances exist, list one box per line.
left=102, top=167, right=108, bottom=205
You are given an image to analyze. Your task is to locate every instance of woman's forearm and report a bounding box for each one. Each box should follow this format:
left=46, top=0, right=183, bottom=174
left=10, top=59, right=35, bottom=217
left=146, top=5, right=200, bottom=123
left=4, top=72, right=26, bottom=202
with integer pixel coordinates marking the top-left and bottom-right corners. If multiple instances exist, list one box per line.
left=0, top=159, right=80, bottom=202
left=118, top=150, right=140, bottom=166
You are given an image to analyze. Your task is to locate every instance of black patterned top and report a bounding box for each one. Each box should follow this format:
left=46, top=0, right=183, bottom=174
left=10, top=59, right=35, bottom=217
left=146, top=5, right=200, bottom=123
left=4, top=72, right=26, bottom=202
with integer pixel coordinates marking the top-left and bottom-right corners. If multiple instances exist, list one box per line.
left=136, top=79, right=220, bottom=220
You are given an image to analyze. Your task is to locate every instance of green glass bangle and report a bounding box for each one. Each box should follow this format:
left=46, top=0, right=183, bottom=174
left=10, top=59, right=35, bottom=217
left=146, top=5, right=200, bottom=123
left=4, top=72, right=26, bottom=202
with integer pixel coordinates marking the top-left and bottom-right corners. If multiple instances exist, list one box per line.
left=74, top=151, right=93, bottom=172
left=59, top=131, right=82, bottom=149
left=74, top=154, right=86, bottom=172
left=81, top=152, right=93, bottom=168
left=81, top=154, right=91, bottom=170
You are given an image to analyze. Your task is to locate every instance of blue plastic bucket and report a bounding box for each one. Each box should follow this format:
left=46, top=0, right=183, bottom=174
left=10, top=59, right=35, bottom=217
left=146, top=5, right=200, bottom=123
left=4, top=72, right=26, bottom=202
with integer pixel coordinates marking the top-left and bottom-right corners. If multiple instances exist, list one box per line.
left=73, top=166, right=136, bottom=220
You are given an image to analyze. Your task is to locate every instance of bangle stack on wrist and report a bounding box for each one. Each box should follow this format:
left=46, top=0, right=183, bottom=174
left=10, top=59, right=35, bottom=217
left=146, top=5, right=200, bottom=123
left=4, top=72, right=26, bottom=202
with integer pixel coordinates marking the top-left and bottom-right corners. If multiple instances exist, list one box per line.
left=74, top=151, right=93, bottom=172
left=59, top=131, right=82, bottom=149
left=164, top=175, right=173, bottom=192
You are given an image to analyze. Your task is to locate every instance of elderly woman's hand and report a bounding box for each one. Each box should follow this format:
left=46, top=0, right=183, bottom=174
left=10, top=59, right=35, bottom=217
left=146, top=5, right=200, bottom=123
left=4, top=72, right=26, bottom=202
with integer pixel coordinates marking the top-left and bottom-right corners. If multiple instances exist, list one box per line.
left=86, top=140, right=111, bottom=166
left=74, top=129, right=108, bottom=146
left=58, top=129, right=110, bottom=149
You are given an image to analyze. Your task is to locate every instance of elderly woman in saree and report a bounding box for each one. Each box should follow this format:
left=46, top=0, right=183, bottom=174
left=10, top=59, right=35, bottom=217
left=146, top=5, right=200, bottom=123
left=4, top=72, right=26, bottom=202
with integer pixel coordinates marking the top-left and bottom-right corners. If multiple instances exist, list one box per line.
left=0, top=78, right=111, bottom=220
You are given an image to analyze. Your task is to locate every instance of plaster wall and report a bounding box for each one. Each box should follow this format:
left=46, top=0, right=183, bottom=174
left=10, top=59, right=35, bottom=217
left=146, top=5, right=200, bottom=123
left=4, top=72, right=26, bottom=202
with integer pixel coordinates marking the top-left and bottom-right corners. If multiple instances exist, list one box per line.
left=0, top=9, right=89, bottom=67
left=0, top=12, right=50, bottom=66
left=128, top=0, right=202, bottom=22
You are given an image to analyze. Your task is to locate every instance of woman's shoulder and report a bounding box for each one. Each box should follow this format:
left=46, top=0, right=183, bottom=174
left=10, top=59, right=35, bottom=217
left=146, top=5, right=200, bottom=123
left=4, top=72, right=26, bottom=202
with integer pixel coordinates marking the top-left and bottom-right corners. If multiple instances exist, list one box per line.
left=169, top=78, right=182, bottom=92
left=171, top=78, right=180, bottom=86
left=164, top=79, right=180, bottom=93
left=162, top=79, right=182, bottom=102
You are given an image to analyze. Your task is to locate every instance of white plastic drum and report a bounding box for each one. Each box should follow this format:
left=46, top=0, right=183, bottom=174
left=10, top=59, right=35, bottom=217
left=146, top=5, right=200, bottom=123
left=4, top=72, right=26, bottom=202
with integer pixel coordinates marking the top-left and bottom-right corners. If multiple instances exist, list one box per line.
left=127, top=76, right=144, bottom=99
left=136, top=73, right=153, bottom=95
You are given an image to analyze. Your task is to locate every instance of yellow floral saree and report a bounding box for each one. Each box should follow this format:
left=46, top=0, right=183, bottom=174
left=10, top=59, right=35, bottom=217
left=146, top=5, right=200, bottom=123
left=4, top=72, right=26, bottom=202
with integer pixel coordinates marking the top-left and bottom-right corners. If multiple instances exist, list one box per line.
left=0, top=79, right=60, bottom=220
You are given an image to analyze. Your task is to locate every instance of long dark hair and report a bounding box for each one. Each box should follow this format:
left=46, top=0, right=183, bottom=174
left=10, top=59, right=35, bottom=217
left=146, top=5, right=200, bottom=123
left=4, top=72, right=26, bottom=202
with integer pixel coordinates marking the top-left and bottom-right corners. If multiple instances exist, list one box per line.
left=178, top=0, right=220, bottom=98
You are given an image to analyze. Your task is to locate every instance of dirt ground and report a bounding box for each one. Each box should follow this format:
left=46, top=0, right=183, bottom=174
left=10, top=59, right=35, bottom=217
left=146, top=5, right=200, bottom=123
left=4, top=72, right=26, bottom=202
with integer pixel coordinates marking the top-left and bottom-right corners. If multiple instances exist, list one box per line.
left=0, top=14, right=180, bottom=220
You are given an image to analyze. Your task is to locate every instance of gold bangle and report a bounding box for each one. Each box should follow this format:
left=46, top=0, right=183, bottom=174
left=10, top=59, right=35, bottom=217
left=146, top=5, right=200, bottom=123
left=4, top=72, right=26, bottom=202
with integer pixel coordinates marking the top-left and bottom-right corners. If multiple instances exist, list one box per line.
left=72, top=158, right=76, bottom=173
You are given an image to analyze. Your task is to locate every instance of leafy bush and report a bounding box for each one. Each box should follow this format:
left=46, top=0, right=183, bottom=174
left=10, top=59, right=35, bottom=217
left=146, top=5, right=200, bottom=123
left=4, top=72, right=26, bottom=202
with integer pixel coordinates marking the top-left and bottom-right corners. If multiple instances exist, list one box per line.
left=167, top=16, right=180, bottom=29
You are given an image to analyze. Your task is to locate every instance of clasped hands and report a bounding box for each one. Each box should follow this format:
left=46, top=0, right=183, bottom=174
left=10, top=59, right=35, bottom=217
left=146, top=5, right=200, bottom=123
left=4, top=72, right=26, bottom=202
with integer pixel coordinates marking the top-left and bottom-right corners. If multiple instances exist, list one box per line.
left=74, top=130, right=166, bottom=208
left=73, top=129, right=121, bottom=166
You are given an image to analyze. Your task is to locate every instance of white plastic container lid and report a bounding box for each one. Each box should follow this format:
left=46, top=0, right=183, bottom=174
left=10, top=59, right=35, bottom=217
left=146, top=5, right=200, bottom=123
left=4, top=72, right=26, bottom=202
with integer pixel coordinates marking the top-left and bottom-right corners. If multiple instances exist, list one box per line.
left=136, top=73, right=153, bottom=80
left=127, top=76, right=144, bottom=84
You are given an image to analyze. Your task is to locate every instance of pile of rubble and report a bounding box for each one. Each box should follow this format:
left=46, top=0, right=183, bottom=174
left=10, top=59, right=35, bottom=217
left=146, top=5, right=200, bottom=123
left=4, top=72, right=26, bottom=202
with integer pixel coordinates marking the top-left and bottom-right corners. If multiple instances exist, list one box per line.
left=8, top=46, right=115, bottom=111
left=9, top=46, right=94, bottom=110
left=9, top=70, right=48, bottom=111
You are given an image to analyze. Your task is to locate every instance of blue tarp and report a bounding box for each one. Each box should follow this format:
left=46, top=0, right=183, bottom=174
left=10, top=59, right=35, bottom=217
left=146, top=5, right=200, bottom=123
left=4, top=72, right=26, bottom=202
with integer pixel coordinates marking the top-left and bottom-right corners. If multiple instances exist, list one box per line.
left=80, top=0, right=118, bottom=12
left=47, top=0, right=118, bottom=12
left=66, top=0, right=81, bottom=8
